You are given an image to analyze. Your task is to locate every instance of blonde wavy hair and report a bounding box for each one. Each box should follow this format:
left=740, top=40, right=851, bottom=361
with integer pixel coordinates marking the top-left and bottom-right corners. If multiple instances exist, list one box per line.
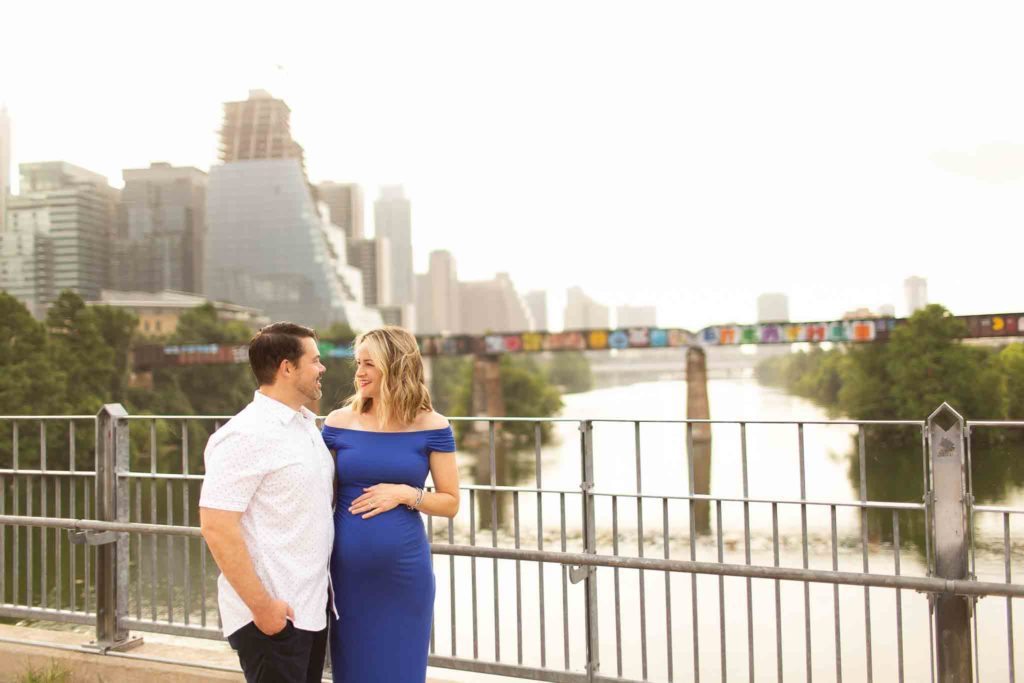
left=345, top=326, right=433, bottom=428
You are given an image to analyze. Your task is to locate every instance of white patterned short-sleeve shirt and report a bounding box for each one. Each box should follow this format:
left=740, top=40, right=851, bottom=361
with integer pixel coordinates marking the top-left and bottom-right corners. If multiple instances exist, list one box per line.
left=200, top=391, right=336, bottom=637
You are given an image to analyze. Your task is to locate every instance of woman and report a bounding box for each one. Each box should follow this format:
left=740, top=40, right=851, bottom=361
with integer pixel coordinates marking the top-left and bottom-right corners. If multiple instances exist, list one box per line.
left=322, top=326, right=460, bottom=682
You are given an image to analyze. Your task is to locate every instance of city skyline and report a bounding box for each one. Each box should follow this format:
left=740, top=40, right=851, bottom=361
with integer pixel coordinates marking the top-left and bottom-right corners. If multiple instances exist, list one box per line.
left=2, top=2, right=1023, bottom=330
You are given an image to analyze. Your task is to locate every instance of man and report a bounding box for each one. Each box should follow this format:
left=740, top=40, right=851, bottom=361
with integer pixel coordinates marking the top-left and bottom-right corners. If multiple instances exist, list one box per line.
left=200, top=322, right=336, bottom=682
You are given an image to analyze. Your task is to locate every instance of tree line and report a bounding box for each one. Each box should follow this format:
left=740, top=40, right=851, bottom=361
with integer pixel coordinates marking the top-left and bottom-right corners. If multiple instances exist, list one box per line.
left=755, top=304, right=1024, bottom=421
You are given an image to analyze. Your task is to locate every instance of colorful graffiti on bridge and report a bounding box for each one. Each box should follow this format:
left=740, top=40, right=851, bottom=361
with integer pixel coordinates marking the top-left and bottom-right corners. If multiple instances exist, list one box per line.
left=130, top=312, right=1024, bottom=366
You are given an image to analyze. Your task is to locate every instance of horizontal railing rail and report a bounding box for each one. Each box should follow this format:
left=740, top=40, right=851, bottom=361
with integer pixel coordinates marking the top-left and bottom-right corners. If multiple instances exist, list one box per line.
left=2, top=407, right=1022, bottom=682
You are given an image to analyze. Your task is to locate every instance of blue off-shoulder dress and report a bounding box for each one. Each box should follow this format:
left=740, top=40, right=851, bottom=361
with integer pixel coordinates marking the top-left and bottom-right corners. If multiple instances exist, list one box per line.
left=321, top=424, right=456, bottom=683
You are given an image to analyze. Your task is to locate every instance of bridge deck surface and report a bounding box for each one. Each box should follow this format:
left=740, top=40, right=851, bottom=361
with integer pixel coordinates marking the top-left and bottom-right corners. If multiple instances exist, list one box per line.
left=0, top=624, right=459, bottom=682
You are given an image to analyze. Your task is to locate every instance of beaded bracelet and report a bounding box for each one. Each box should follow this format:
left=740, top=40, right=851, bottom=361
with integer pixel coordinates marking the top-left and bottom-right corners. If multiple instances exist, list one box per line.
left=407, top=487, right=424, bottom=511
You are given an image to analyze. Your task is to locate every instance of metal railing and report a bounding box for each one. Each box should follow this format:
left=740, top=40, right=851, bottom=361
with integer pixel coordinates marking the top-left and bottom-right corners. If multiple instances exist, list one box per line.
left=0, top=404, right=1022, bottom=682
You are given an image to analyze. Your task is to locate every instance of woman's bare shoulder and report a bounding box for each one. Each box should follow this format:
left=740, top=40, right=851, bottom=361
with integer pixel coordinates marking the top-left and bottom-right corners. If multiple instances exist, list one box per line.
left=324, top=407, right=356, bottom=428
left=418, top=410, right=451, bottom=430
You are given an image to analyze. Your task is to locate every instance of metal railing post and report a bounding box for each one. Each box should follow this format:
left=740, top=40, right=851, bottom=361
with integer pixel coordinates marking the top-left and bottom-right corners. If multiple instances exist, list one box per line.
left=580, top=420, right=600, bottom=681
left=93, top=404, right=139, bottom=651
left=927, top=403, right=973, bottom=681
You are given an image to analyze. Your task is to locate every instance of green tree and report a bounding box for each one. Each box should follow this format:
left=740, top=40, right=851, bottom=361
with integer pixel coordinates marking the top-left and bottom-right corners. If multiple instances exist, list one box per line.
left=163, top=304, right=255, bottom=416
left=91, top=304, right=138, bottom=404
left=883, top=305, right=1006, bottom=419
left=1002, top=343, right=1024, bottom=420
left=45, top=291, right=117, bottom=413
left=0, top=293, right=67, bottom=415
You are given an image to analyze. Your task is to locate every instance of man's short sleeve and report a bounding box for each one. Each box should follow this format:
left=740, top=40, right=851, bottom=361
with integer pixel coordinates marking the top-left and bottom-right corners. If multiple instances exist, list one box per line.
left=199, top=430, right=268, bottom=512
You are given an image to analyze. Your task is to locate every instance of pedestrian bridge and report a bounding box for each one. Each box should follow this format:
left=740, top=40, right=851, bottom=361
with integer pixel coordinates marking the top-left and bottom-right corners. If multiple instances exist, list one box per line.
left=1, top=404, right=1021, bottom=682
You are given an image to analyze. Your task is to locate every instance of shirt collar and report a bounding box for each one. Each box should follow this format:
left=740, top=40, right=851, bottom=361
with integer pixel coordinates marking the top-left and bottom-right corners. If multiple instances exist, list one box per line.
left=253, top=390, right=314, bottom=425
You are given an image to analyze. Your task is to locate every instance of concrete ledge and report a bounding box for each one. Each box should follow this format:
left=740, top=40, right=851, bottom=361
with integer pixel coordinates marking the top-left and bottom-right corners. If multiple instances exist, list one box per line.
left=0, top=623, right=240, bottom=681
left=0, top=624, right=459, bottom=682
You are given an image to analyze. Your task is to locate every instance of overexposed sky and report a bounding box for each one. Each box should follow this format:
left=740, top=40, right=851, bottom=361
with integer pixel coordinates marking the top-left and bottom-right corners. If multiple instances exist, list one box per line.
left=2, top=0, right=1023, bottom=330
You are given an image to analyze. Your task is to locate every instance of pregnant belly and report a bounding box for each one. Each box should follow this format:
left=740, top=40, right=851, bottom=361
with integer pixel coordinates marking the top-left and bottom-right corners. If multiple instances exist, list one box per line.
left=334, top=507, right=430, bottom=577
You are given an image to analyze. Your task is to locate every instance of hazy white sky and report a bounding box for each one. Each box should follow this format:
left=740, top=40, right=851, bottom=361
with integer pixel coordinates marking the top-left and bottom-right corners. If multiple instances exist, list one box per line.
left=2, top=1, right=1022, bottom=330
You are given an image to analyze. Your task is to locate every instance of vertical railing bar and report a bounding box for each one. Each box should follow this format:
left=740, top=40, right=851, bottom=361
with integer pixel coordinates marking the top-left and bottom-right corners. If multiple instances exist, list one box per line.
left=68, top=421, right=76, bottom=613
left=831, top=505, right=842, bottom=683
left=893, top=509, right=904, bottom=683
left=200, top=537, right=208, bottom=628
left=448, top=516, right=456, bottom=658
left=0, top=471, right=6, bottom=605
left=182, top=475, right=190, bottom=626
left=741, top=422, right=754, bottom=683
left=580, top=420, right=599, bottom=682
left=166, top=479, right=173, bottom=624
left=27, top=470, right=34, bottom=608
left=798, top=423, right=811, bottom=683
left=0, top=470, right=6, bottom=607
left=635, top=421, right=648, bottom=680
left=1006, top=512, right=1015, bottom=683
left=966, top=425, right=980, bottom=683
left=514, top=490, right=523, bottom=665
left=858, top=425, right=873, bottom=683
left=135, top=478, right=142, bottom=620
left=470, top=487, right=478, bottom=659
left=85, top=479, right=91, bottom=614
left=716, top=498, right=726, bottom=683
left=663, top=496, right=674, bottom=682
left=561, top=491, right=569, bottom=670
left=921, top=425, right=933, bottom=575
left=924, top=423, right=936, bottom=683
left=685, top=422, right=696, bottom=683
left=489, top=420, right=500, bottom=662
left=149, top=475, right=157, bottom=621
left=773, top=501, right=782, bottom=683
left=535, top=422, right=546, bottom=668
left=429, top=509, right=435, bottom=656
left=182, top=426, right=191, bottom=627
left=13, top=422, right=20, bottom=607
left=613, top=494, right=623, bottom=678
left=69, top=449, right=76, bottom=613
left=40, top=423, right=48, bottom=610
left=55, top=467, right=62, bottom=610
left=150, top=421, right=157, bottom=475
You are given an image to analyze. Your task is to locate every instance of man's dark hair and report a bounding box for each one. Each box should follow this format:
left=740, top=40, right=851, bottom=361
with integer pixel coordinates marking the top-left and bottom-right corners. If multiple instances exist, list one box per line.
left=248, top=322, right=318, bottom=386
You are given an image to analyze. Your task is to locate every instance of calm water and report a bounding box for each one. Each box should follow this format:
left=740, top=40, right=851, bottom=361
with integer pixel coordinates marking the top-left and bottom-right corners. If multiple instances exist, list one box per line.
left=435, top=378, right=1024, bottom=682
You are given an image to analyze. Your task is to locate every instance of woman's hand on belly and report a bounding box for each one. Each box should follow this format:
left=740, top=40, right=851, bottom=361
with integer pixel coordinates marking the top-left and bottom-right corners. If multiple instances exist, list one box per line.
left=349, top=483, right=416, bottom=519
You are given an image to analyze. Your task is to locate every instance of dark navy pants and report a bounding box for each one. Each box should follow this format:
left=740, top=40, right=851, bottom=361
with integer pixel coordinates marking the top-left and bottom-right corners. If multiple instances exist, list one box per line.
left=228, top=620, right=328, bottom=683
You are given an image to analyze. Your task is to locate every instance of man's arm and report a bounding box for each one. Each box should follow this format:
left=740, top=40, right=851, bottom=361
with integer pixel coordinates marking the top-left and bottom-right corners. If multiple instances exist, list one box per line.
left=199, top=507, right=293, bottom=635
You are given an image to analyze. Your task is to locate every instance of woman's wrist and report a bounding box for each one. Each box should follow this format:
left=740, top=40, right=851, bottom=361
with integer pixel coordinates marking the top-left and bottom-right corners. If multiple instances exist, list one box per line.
left=404, top=484, right=419, bottom=507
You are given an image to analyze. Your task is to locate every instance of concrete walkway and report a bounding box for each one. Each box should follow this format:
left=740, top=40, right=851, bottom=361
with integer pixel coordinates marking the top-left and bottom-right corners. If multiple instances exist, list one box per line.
left=0, top=624, right=456, bottom=682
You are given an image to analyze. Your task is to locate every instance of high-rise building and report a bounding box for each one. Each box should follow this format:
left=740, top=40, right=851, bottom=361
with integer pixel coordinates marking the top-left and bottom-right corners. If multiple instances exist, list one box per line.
left=757, top=293, right=789, bottom=323
left=374, top=185, right=413, bottom=309
left=317, top=182, right=364, bottom=241
left=459, top=273, right=531, bottom=334
left=524, top=290, right=548, bottom=332
left=0, top=162, right=118, bottom=317
left=205, top=158, right=382, bottom=330
left=904, top=276, right=927, bottom=315
left=206, top=93, right=380, bottom=329
left=564, top=286, right=609, bottom=329
left=616, top=305, right=657, bottom=327
left=113, top=163, right=207, bottom=294
left=219, top=90, right=305, bottom=172
left=425, top=250, right=459, bottom=334
left=348, top=237, right=391, bottom=308
left=0, top=105, right=10, bottom=231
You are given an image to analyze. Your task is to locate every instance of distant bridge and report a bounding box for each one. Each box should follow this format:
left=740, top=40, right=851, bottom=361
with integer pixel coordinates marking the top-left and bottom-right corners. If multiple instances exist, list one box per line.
left=130, top=311, right=1024, bottom=370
